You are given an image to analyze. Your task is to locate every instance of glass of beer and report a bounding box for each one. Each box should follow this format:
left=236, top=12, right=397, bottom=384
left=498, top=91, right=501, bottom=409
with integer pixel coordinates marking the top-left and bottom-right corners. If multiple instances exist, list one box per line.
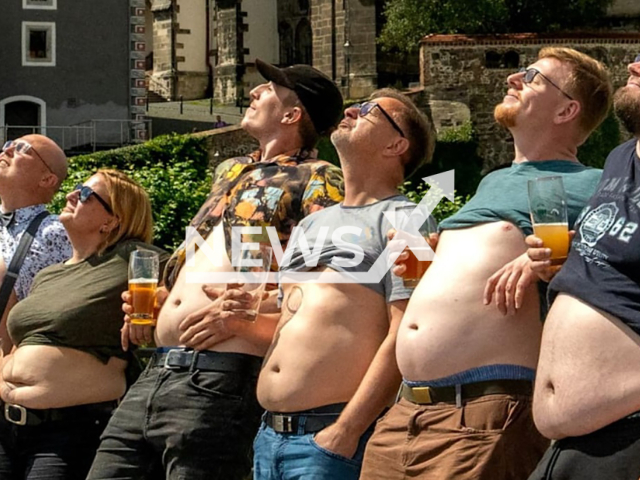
left=395, top=205, right=439, bottom=288
left=528, top=176, right=569, bottom=265
left=228, top=244, right=273, bottom=322
left=128, top=250, right=160, bottom=325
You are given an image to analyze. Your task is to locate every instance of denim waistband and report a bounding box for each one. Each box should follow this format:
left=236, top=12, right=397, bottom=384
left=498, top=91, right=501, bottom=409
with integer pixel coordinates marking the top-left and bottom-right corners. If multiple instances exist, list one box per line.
left=404, top=364, right=536, bottom=388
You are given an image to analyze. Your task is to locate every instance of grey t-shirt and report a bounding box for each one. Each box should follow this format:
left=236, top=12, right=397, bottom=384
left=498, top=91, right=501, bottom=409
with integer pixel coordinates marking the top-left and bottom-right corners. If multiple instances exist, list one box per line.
left=280, top=195, right=419, bottom=303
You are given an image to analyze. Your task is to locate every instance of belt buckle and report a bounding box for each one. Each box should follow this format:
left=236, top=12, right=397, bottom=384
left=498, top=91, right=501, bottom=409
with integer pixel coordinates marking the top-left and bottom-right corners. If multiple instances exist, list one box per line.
left=4, top=404, right=27, bottom=426
left=411, top=386, right=433, bottom=404
left=164, top=348, right=189, bottom=370
left=273, top=414, right=294, bottom=433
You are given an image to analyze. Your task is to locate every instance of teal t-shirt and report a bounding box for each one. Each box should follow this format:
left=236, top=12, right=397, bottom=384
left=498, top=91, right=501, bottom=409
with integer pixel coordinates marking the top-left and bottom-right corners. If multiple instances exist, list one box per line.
left=440, top=161, right=602, bottom=235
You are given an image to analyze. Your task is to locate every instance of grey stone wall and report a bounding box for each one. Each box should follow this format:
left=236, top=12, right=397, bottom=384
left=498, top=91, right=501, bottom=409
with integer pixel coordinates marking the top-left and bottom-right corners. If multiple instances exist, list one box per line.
left=193, top=124, right=259, bottom=167
left=420, top=34, right=640, bottom=170
left=214, top=3, right=242, bottom=104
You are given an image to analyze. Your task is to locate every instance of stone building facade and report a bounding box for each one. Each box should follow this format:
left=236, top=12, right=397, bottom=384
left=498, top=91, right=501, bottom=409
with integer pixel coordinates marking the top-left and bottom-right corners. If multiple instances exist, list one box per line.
left=420, top=33, right=640, bottom=169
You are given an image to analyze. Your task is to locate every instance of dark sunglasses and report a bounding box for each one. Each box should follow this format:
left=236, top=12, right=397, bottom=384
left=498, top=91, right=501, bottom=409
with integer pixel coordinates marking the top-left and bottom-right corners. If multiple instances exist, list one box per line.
left=519, top=68, right=574, bottom=101
left=74, top=184, right=113, bottom=215
left=351, top=102, right=405, bottom=138
left=2, top=140, right=54, bottom=174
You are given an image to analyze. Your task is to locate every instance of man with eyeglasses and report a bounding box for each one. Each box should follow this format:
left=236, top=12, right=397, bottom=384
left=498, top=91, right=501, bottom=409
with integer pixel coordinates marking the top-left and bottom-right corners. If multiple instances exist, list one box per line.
left=359, top=48, right=613, bottom=480
left=524, top=54, right=640, bottom=480
left=87, top=60, right=345, bottom=480
left=251, top=88, right=436, bottom=480
left=0, top=135, right=71, bottom=336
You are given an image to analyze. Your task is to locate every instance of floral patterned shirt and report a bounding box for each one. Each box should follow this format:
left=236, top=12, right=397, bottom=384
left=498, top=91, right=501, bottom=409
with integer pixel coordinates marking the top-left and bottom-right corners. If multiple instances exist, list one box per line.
left=164, top=148, right=344, bottom=290
left=0, top=204, right=72, bottom=300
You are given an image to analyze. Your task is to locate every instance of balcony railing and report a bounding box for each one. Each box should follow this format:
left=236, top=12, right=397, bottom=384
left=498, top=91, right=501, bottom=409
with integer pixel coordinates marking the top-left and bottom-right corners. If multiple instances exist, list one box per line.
left=0, top=119, right=152, bottom=153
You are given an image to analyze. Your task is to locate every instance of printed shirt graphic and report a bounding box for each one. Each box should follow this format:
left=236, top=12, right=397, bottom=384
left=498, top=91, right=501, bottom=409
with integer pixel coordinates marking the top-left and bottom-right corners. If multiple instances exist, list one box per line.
left=163, top=148, right=344, bottom=290
left=550, top=140, right=640, bottom=333
left=0, top=204, right=72, bottom=300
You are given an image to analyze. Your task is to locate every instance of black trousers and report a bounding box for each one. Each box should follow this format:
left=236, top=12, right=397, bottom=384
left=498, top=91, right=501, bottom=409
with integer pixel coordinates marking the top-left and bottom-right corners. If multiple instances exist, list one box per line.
left=528, top=414, right=640, bottom=480
left=0, top=404, right=112, bottom=480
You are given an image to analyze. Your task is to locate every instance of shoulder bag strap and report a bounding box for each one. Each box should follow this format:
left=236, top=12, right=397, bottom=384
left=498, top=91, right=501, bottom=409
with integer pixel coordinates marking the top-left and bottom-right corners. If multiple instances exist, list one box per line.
left=0, top=210, right=50, bottom=318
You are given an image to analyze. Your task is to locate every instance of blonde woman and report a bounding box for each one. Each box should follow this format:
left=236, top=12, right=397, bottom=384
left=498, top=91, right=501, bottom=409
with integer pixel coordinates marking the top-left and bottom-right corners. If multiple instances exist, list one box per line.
left=0, top=169, right=167, bottom=480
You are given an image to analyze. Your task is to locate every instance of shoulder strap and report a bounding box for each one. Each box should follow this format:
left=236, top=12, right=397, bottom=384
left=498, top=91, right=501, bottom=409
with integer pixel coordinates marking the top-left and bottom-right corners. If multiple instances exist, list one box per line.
left=0, top=210, right=50, bottom=318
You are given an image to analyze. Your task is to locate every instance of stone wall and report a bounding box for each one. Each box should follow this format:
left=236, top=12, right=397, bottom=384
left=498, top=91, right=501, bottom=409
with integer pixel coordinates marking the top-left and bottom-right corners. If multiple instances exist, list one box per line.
left=193, top=124, right=259, bottom=167
left=214, top=3, right=243, bottom=104
left=420, top=33, right=640, bottom=170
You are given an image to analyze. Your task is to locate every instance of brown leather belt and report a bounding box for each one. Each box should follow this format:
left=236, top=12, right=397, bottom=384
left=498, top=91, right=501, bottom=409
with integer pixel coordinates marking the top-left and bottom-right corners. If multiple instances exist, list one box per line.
left=400, top=379, right=533, bottom=405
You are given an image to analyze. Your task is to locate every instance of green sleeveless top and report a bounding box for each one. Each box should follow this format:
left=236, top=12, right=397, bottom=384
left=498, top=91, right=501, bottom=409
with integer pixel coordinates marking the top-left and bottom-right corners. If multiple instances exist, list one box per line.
left=7, top=239, right=168, bottom=363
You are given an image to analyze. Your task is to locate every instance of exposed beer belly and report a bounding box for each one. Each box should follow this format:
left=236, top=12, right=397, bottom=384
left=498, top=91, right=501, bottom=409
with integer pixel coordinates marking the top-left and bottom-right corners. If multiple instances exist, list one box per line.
left=397, top=222, right=542, bottom=381
left=155, top=222, right=264, bottom=356
left=1, top=346, right=126, bottom=409
left=257, top=275, right=389, bottom=412
left=533, top=294, right=640, bottom=439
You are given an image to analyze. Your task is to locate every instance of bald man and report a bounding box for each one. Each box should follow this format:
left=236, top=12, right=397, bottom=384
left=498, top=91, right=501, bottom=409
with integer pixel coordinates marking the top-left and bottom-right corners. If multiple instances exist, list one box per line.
left=0, top=135, right=71, bottom=340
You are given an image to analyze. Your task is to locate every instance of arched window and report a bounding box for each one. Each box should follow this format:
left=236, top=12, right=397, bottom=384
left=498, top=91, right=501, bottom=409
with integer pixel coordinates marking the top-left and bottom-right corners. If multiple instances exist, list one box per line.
left=295, top=19, right=312, bottom=65
left=0, top=95, right=47, bottom=140
left=279, top=22, right=294, bottom=66
left=503, top=50, right=520, bottom=69
left=485, top=51, right=500, bottom=69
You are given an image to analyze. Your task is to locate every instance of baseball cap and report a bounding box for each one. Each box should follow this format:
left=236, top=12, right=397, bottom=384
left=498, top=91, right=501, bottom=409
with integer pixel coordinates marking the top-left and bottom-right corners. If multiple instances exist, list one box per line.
left=255, top=59, right=344, bottom=135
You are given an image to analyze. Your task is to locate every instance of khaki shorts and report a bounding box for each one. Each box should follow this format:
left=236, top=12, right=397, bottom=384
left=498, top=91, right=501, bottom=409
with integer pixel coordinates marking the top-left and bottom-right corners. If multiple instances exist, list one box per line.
left=360, top=394, right=549, bottom=480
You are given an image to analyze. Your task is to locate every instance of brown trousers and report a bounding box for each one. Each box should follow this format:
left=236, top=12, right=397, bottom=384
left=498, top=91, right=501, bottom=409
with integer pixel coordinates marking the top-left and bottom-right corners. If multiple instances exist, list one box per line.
left=360, top=394, right=549, bottom=480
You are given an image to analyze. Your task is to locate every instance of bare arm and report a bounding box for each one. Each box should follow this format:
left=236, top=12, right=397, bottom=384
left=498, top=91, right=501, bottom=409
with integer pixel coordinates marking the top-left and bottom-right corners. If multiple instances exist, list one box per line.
left=178, top=286, right=279, bottom=352
left=313, top=300, right=407, bottom=458
left=0, top=261, right=16, bottom=357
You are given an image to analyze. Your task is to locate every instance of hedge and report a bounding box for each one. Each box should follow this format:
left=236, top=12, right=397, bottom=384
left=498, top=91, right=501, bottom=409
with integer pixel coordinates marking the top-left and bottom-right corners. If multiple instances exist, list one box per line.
left=51, top=134, right=212, bottom=251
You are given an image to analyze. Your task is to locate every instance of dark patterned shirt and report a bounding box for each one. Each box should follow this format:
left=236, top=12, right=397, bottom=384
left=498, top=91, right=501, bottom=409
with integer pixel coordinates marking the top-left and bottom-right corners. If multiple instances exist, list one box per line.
left=0, top=204, right=72, bottom=300
left=163, top=148, right=344, bottom=289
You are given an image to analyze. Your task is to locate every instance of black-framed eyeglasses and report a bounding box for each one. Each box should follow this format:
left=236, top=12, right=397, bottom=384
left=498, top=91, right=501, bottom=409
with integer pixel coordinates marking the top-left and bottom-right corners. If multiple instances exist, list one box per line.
left=351, top=102, right=405, bottom=137
left=519, top=67, right=574, bottom=101
left=74, top=184, right=113, bottom=215
left=2, top=140, right=54, bottom=174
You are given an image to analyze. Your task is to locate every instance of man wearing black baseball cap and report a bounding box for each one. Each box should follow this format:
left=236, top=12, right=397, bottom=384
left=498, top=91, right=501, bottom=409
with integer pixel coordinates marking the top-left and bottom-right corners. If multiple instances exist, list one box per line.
left=87, top=60, right=345, bottom=480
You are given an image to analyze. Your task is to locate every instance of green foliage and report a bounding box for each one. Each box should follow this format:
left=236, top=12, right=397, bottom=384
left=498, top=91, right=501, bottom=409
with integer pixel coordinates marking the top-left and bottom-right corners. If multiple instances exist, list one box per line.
left=51, top=134, right=212, bottom=251
left=316, top=136, right=340, bottom=167
left=379, top=0, right=614, bottom=53
left=401, top=181, right=471, bottom=222
left=577, top=109, right=621, bottom=169
left=410, top=121, right=483, bottom=198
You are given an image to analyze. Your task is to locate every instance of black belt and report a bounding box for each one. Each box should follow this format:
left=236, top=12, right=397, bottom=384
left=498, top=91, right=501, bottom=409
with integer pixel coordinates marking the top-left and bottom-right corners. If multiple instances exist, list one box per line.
left=401, top=379, right=533, bottom=405
left=150, top=348, right=262, bottom=376
left=264, top=403, right=347, bottom=434
left=1, top=400, right=117, bottom=427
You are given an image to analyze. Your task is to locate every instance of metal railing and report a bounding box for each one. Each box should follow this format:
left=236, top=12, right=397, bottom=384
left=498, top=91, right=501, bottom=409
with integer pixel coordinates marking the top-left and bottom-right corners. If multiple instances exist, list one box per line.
left=1, top=119, right=152, bottom=153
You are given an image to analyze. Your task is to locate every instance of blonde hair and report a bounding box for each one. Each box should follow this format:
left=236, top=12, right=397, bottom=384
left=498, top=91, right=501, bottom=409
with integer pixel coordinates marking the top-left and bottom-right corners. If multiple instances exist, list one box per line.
left=96, top=169, right=153, bottom=253
left=539, top=47, right=612, bottom=137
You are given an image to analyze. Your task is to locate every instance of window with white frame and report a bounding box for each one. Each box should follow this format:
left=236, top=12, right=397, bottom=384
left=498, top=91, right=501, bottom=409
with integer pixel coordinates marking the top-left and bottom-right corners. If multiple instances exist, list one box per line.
left=22, top=22, right=56, bottom=66
left=23, top=0, right=57, bottom=10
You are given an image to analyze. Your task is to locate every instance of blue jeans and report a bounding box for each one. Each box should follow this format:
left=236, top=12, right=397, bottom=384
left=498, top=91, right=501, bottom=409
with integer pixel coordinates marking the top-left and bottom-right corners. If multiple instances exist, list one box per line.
left=0, top=404, right=112, bottom=480
left=87, top=351, right=263, bottom=480
left=253, top=421, right=373, bottom=480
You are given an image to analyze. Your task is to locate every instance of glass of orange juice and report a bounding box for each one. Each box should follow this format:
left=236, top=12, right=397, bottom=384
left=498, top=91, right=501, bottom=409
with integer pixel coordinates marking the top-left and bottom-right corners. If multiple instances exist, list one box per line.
left=527, top=176, right=569, bottom=265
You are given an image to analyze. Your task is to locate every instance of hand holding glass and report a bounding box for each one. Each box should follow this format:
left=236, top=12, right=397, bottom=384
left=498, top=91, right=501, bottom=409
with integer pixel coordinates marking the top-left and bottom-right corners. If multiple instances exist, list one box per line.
left=527, top=176, right=569, bottom=265
left=228, top=244, right=273, bottom=322
left=128, top=250, right=160, bottom=325
left=394, top=205, right=438, bottom=288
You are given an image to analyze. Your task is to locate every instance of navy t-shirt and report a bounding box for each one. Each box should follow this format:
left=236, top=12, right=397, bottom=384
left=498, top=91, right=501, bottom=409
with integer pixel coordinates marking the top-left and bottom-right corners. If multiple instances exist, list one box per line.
left=550, top=140, right=640, bottom=334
